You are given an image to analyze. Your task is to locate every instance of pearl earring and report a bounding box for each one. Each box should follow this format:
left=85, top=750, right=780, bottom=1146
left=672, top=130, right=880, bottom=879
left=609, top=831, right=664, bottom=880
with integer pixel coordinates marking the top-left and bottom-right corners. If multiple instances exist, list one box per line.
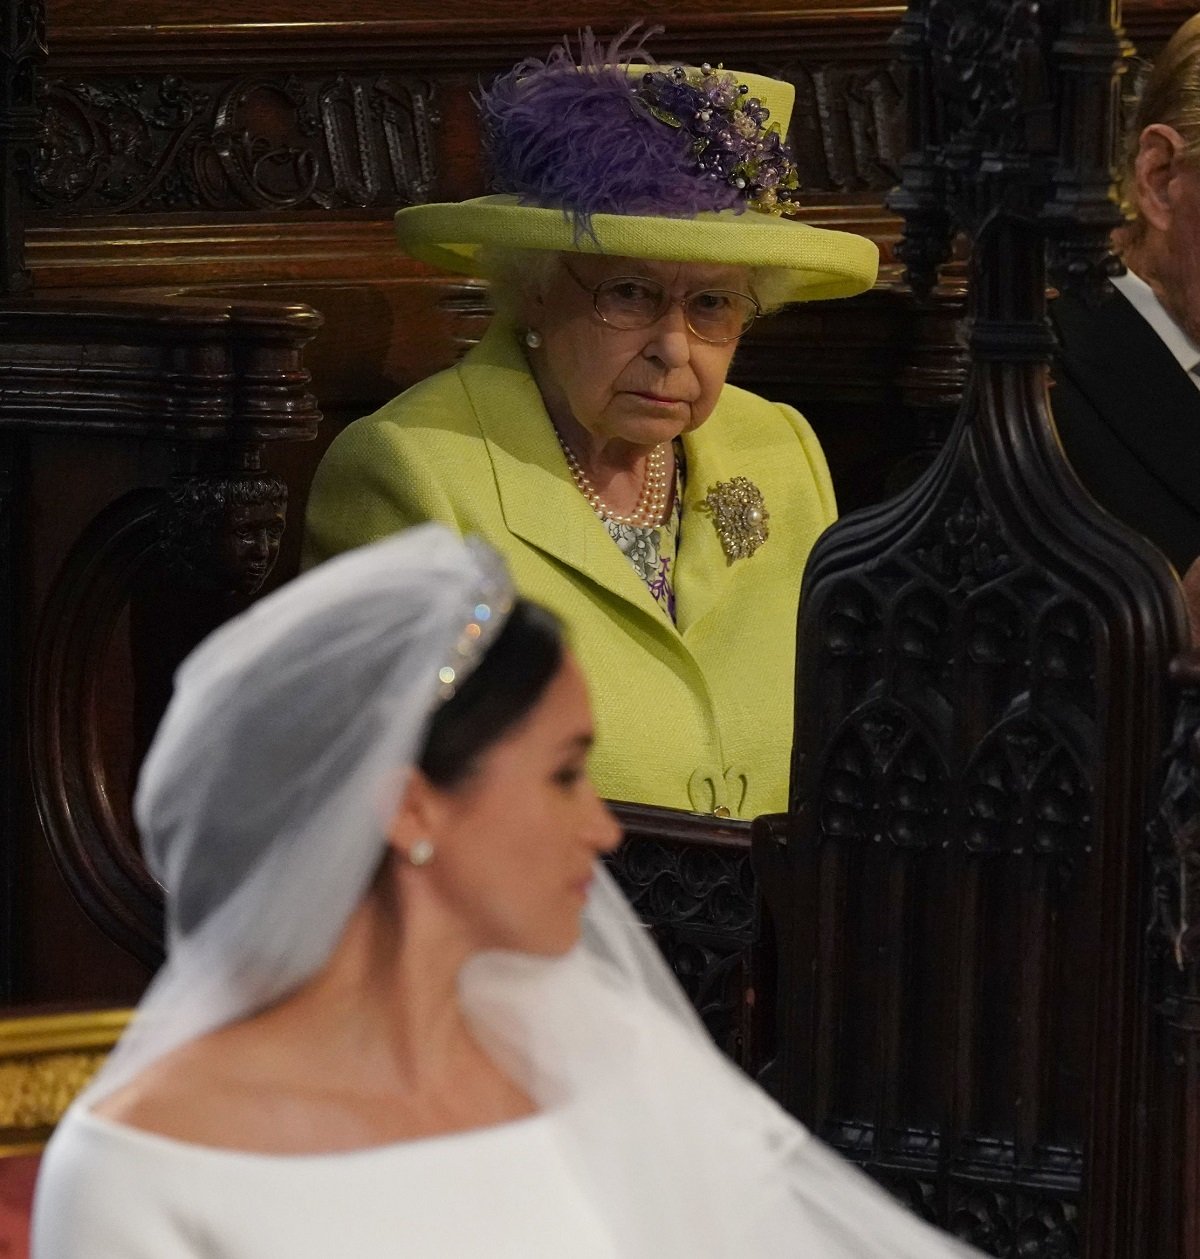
left=408, top=838, right=435, bottom=867
left=524, top=329, right=543, bottom=349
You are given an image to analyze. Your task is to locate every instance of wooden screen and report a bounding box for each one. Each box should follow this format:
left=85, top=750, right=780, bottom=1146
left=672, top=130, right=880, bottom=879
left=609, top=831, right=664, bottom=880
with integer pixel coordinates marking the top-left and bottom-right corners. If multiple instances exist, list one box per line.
left=755, top=4, right=1198, bottom=1257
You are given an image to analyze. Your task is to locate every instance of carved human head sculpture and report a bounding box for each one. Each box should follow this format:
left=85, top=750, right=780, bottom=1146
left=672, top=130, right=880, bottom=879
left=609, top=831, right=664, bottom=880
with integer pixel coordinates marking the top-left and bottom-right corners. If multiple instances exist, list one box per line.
left=163, top=475, right=288, bottom=596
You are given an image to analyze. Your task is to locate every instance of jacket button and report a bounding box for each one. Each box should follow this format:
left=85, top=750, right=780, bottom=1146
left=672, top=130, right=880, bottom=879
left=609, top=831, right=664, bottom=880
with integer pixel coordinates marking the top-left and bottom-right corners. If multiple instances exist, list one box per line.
left=713, top=805, right=731, bottom=818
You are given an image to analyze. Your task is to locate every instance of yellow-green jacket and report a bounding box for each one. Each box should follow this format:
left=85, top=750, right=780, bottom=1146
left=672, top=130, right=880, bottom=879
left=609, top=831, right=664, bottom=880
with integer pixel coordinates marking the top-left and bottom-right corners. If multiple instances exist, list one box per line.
left=303, top=321, right=836, bottom=819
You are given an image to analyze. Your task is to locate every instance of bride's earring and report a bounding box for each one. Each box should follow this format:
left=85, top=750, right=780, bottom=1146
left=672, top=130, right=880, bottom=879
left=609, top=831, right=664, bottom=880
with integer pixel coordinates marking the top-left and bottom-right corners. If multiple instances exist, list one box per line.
left=524, top=329, right=543, bottom=349
left=407, top=838, right=435, bottom=867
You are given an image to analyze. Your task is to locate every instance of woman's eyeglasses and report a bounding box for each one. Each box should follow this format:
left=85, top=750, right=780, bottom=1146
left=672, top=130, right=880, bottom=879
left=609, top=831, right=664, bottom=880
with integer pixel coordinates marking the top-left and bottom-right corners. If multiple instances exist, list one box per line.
left=563, top=263, right=761, bottom=345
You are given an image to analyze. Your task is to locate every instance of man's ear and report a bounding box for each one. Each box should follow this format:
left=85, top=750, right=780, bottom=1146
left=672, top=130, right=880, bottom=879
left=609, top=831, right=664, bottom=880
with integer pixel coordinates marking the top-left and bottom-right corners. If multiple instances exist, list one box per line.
left=1134, top=123, right=1188, bottom=233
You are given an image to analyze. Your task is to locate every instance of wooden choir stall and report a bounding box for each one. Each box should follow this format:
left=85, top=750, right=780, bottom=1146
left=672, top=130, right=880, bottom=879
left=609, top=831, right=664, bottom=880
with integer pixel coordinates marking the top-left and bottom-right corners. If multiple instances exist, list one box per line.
left=2, top=1, right=1200, bottom=1256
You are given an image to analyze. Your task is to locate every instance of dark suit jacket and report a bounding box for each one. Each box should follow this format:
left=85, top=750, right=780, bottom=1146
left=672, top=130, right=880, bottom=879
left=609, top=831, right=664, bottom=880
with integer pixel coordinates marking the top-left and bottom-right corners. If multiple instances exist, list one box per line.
left=1050, top=286, right=1200, bottom=574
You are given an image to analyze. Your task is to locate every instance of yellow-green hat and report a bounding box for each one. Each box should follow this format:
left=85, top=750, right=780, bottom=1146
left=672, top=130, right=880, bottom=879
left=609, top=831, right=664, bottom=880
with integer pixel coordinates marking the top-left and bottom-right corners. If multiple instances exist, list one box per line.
left=395, top=42, right=878, bottom=304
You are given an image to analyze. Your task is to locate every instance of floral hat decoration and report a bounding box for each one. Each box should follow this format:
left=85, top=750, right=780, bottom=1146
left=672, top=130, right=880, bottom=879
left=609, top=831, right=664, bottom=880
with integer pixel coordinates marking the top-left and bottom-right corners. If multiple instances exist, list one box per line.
left=394, top=27, right=879, bottom=304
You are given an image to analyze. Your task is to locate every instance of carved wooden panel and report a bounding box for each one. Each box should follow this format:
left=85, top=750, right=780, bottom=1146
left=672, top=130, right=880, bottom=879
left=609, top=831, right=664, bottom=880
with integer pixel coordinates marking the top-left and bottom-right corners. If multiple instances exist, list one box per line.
left=0, top=0, right=46, bottom=292
left=35, top=71, right=439, bottom=215
left=776, top=58, right=906, bottom=195
left=607, top=803, right=761, bottom=1072
left=29, top=47, right=905, bottom=222
left=29, top=472, right=291, bottom=967
left=756, top=3, right=1190, bottom=1257
left=1147, top=655, right=1200, bottom=1259
left=2, top=298, right=320, bottom=999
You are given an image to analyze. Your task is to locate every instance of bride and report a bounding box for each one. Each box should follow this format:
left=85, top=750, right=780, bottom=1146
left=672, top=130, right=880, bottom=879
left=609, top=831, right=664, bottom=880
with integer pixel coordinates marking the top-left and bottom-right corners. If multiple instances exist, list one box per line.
left=33, top=525, right=978, bottom=1257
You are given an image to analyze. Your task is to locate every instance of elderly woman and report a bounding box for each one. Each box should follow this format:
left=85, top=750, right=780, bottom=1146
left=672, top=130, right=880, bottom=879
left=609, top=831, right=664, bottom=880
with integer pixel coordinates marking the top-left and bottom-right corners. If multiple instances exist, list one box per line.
left=34, top=526, right=978, bottom=1257
left=303, top=34, right=878, bottom=819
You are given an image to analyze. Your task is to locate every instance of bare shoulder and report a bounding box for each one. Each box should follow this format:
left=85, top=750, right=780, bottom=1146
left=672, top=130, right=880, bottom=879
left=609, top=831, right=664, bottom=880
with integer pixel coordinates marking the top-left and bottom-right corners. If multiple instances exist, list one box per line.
left=91, top=1026, right=266, bottom=1147
left=89, top=1021, right=537, bottom=1155
left=89, top=1016, right=331, bottom=1154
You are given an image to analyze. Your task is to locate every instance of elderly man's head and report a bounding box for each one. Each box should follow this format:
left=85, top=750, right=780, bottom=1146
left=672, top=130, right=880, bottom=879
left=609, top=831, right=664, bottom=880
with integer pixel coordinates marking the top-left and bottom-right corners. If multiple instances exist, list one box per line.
left=1118, top=14, right=1200, bottom=342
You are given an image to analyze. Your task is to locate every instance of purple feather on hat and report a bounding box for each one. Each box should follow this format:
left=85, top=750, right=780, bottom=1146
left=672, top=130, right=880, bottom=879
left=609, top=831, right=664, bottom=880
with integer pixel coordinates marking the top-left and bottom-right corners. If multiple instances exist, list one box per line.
left=478, top=25, right=744, bottom=238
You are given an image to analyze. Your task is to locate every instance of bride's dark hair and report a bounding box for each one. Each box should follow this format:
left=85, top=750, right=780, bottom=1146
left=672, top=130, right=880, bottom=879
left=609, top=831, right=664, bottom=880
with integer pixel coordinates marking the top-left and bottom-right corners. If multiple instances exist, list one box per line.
left=419, top=598, right=563, bottom=788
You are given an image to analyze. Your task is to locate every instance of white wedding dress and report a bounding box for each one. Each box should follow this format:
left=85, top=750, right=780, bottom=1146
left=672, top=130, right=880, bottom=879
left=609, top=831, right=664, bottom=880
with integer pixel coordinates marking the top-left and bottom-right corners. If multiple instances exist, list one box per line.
left=35, top=1106, right=620, bottom=1258
left=32, top=529, right=979, bottom=1259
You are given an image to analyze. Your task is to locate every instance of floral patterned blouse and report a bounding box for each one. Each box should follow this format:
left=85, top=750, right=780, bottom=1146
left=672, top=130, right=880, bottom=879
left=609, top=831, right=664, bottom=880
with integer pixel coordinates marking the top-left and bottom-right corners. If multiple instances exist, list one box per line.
left=601, top=456, right=683, bottom=623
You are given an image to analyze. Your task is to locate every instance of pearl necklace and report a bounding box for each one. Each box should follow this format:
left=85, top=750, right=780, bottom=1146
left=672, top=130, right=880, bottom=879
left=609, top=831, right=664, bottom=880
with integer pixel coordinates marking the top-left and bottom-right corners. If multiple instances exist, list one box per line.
left=554, top=429, right=673, bottom=527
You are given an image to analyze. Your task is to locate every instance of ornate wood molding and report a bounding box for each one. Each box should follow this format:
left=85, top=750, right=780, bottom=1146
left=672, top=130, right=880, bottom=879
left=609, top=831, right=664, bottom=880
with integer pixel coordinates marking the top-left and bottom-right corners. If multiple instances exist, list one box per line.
left=35, top=71, right=438, bottom=215
left=0, top=298, right=321, bottom=438
left=30, top=490, right=170, bottom=965
left=28, top=60, right=904, bottom=220
left=42, top=10, right=908, bottom=70
left=1152, top=657, right=1200, bottom=973
left=0, top=0, right=46, bottom=291
left=28, top=15, right=911, bottom=232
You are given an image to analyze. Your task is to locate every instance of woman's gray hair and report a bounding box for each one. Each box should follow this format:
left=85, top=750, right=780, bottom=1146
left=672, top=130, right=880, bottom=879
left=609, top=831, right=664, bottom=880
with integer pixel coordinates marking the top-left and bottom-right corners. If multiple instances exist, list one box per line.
left=747, top=267, right=798, bottom=316
left=475, top=245, right=796, bottom=321
left=475, top=246, right=563, bottom=320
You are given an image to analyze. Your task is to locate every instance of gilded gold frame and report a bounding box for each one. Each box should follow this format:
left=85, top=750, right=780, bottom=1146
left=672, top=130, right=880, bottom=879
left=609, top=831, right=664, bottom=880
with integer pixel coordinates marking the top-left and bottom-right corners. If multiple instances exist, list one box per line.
left=0, top=1009, right=131, bottom=1156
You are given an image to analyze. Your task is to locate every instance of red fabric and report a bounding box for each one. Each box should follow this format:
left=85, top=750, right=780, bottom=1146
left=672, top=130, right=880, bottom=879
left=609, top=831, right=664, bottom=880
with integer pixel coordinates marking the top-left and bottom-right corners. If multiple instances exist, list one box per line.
left=0, top=1155, right=40, bottom=1259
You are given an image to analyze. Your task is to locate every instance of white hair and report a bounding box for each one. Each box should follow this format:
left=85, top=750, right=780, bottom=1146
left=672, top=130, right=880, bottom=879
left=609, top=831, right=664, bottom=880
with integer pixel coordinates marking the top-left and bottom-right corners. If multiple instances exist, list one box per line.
left=475, top=246, right=796, bottom=320
left=474, top=246, right=563, bottom=320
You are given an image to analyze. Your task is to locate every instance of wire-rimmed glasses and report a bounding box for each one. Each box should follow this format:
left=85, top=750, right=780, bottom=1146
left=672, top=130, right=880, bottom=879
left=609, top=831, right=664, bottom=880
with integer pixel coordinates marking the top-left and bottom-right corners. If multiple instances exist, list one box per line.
left=563, top=262, right=761, bottom=345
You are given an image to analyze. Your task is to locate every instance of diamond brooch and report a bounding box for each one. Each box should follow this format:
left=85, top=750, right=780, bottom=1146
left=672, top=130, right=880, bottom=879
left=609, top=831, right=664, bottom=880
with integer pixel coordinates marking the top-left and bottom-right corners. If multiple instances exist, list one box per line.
left=700, top=477, right=770, bottom=563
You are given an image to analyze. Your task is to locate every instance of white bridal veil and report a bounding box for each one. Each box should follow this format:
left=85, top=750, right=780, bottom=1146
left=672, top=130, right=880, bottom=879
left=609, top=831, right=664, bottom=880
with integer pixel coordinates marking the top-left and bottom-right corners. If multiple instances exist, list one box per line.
left=74, top=524, right=978, bottom=1258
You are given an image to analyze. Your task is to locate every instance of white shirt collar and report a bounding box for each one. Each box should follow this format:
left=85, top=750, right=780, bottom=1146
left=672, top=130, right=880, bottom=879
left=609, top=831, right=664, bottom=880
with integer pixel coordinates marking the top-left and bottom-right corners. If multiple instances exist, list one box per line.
left=1110, top=267, right=1200, bottom=381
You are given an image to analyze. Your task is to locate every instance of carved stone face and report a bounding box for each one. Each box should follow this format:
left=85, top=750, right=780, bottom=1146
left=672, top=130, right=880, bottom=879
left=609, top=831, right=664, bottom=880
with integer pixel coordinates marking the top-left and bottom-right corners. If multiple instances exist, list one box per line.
left=221, top=501, right=286, bottom=594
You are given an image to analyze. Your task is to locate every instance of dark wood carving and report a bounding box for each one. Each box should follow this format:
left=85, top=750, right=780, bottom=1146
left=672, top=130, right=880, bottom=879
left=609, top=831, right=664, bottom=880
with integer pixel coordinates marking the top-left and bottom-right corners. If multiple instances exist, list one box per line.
left=755, top=3, right=1189, bottom=1257
left=162, top=473, right=287, bottom=594
left=607, top=803, right=761, bottom=1072
left=0, top=0, right=45, bottom=292
left=0, top=299, right=319, bottom=438
left=28, top=58, right=904, bottom=213
left=780, top=59, right=906, bottom=194
left=29, top=463, right=299, bottom=967
left=35, top=72, right=438, bottom=214
left=1147, top=653, right=1200, bottom=1259
left=0, top=435, right=22, bottom=999
left=30, top=489, right=168, bottom=965
left=6, top=297, right=320, bottom=992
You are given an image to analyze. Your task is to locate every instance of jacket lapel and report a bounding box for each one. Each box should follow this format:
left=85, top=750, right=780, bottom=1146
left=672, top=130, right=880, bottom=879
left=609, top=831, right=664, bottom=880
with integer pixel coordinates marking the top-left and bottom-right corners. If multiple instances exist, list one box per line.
left=459, top=322, right=677, bottom=631
left=1052, top=288, right=1200, bottom=520
left=674, top=400, right=741, bottom=636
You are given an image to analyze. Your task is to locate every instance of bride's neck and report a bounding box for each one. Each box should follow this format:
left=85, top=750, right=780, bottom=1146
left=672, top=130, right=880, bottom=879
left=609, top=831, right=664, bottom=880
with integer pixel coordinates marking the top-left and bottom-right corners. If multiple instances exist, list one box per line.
left=267, top=871, right=477, bottom=1091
